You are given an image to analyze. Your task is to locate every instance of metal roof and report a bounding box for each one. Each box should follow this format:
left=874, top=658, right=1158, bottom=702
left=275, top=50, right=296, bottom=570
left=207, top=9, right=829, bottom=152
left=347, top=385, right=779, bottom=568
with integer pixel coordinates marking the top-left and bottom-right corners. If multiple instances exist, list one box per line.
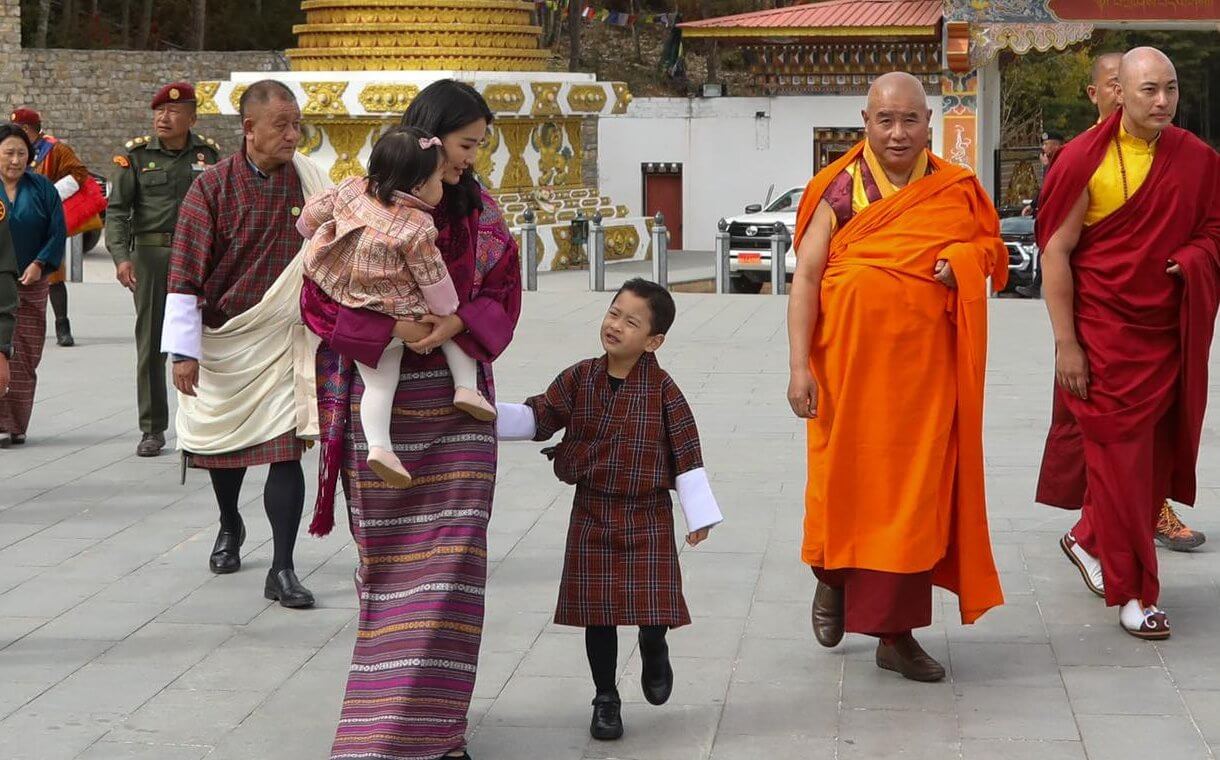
left=679, top=0, right=942, bottom=38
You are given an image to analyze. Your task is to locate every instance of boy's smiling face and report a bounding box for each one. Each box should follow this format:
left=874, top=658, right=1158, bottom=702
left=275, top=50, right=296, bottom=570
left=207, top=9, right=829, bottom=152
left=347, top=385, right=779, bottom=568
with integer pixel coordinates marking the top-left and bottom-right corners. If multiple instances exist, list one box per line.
left=601, top=291, right=665, bottom=364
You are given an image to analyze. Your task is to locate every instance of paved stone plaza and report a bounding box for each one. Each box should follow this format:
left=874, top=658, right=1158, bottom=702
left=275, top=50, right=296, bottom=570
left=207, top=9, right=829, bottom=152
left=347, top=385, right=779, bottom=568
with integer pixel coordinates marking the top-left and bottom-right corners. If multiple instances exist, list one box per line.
left=2, top=269, right=1219, bottom=760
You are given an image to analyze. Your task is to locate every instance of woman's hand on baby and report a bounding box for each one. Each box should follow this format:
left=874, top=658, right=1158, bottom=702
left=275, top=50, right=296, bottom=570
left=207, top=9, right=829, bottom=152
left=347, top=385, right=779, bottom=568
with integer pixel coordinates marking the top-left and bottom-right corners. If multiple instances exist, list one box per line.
left=406, top=313, right=465, bottom=354
left=393, top=318, right=432, bottom=344
left=686, top=527, right=712, bottom=547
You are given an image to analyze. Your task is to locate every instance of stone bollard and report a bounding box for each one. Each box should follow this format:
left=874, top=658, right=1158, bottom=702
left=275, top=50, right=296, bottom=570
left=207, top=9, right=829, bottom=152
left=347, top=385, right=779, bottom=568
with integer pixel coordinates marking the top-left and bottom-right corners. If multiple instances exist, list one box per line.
left=769, top=225, right=789, bottom=295
left=652, top=212, right=669, bottom=290
left=520, top=208, right=538, bottom=292
left=714, top=229, right=730, bottom=294
left=589, top=213, right=606, bottom=292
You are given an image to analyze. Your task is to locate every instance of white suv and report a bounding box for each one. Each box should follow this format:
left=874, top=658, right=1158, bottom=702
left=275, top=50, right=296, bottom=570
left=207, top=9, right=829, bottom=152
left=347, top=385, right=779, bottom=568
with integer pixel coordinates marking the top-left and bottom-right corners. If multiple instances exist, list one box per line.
left=718, top=187, right=802, bottom=293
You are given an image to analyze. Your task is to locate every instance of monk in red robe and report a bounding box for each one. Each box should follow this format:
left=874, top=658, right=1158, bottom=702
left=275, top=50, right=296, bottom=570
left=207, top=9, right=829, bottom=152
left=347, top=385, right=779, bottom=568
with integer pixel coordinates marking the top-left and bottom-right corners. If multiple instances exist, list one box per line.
left=1038, top=50, right=1208, bottom=554
left=1036, top=48, right=1220, bottom=639
left=787, top=72, right=1006, bottom=682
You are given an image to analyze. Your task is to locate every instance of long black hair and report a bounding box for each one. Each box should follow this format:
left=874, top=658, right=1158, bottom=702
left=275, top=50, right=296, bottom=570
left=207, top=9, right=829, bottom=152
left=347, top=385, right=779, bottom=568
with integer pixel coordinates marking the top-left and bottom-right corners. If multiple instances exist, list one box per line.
left=0, top=123, right=34, bottom=162
left=401, top=80, right=494, bottom=217
left=366, top=126, right=442, bottom=206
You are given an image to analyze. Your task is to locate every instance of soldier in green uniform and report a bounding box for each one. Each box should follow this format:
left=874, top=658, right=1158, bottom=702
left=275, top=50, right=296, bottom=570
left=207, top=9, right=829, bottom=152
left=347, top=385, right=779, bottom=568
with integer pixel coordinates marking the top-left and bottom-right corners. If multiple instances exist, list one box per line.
left=106, top=82, right=220, bottom=457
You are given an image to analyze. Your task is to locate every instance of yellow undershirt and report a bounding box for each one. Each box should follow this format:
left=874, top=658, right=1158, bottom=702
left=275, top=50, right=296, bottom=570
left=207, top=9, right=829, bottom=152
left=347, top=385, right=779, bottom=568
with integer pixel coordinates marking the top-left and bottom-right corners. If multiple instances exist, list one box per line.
left=830, top=144, right=930, bottom=232
left=1084, top=123, right=1157, bottom=227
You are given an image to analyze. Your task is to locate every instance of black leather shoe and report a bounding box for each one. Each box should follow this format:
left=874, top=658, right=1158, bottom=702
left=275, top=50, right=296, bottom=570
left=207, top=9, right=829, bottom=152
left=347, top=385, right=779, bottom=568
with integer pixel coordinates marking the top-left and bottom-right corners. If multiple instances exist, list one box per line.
left=639, top=632, right=673, bottom=706
left=9, top=433, right=24, bottom=445
left=590, top=690, right=623, bottom=740
left=208, top=523, right=245, bottom=574
left=264, top=568, right=315, bottom=608
left=137, top=432, right=165, bottom=457
left=55, top=318, right=74, bottom=347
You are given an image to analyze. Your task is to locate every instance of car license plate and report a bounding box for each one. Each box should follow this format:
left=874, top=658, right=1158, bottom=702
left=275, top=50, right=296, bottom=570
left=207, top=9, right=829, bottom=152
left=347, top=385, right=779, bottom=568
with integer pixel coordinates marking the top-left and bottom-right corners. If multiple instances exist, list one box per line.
left=737, top=253, right=761, bottom=264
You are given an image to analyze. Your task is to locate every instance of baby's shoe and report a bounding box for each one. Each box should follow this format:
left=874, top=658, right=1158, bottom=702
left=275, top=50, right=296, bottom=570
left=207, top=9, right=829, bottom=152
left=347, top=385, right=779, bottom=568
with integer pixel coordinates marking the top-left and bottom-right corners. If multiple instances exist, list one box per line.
left=454, top=387, right=497, bottom=422
left=367, top=446, right=412, bottom=488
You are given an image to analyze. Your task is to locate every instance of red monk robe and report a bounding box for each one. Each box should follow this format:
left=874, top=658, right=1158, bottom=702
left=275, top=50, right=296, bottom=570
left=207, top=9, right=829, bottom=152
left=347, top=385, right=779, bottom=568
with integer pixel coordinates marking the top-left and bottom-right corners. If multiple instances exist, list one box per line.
left=1034, top=110, right=1220, bottom=608
left=794, top=142, right=1008, bottom=634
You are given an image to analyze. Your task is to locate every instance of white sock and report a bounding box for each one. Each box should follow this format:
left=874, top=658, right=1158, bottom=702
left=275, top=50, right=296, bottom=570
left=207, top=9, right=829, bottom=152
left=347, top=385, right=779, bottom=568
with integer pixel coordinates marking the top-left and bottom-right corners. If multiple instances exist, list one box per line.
left=355, top=342, right=403, bottom=452
left=441, top=340, right=479, bottom=392
left=1068, top=534, right=1105, bottom=591
left=1120, top=599, right=1147, bottom=630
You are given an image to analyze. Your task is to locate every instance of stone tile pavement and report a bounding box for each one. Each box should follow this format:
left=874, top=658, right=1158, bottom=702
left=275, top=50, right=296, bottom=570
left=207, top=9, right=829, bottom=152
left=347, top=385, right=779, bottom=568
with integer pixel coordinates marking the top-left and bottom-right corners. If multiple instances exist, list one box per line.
left=2, top=275, right=1219, bottom=759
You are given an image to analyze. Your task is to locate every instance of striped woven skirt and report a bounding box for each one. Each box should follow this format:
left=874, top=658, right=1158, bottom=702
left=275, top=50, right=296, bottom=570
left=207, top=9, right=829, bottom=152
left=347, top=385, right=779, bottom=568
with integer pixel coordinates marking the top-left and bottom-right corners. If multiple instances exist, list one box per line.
left=331, top=350, right=496, bottom=760
left=0, top=278, right=49, bottom=437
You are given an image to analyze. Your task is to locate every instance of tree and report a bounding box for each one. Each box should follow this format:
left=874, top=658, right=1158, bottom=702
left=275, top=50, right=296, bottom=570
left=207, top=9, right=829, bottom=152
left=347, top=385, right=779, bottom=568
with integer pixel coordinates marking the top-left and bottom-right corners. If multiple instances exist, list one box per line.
left=137, top=0, right=153, bottom=48
left=192, top=0, right=206, bottom=49
left=568, top=0, right=582, bottom=70
left=33, top=0, right=50, bottom=47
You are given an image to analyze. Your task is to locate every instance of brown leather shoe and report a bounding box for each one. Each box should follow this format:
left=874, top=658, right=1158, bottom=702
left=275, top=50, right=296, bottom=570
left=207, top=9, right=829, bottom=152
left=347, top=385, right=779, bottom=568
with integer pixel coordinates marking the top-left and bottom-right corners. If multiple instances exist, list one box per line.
left=875, top=634, right=945, bottom=682
left=811, top=581, right=844, bottom=648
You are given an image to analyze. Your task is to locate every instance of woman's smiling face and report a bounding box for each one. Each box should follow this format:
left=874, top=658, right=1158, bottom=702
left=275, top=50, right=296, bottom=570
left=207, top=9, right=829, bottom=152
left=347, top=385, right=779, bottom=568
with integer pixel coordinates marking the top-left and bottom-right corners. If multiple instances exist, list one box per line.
left=438, top=119, right=489, bottom=184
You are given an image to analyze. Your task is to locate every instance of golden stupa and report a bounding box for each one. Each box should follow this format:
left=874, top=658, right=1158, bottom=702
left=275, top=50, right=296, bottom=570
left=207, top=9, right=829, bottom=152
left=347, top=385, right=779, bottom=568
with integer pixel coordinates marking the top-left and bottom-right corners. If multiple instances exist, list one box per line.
left=196, top=0, right=646, bottom=270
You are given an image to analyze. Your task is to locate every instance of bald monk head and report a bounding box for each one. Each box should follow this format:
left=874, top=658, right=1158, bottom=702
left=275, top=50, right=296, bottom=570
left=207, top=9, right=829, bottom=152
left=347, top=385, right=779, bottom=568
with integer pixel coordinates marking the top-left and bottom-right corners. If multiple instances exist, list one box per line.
left=862, top=72, right=932, bottom=185
left=1087, top=52, right=1123, bottom=121
left=1117, top=47, right=1178, bottom=139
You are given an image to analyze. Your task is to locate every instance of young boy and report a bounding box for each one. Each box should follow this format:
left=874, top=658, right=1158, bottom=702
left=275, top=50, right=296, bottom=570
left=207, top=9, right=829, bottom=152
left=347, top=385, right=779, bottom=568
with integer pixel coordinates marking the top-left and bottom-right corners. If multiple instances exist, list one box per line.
left=497, top=278, right=723, bottom=740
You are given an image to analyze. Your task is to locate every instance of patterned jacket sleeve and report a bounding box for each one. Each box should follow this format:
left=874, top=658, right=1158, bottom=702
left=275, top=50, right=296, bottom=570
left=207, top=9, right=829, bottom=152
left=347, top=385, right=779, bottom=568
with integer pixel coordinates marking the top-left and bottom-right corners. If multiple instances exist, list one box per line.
left=404, top=223, right=459, bottom=316
left=525, top=363, right=581, bottom=442
left=662, top=375, right=704, bottom=476
left=168, top=171, right=216, bottom=297
left=297, top=185, right=337, bottom=240
left=453, top=197, right=521, bottom=363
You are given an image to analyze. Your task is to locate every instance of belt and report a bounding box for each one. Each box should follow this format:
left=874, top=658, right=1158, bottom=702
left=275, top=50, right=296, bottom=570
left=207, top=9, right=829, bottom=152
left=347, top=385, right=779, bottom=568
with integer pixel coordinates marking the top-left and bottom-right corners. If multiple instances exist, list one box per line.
left=135, top=232, right=174, bottom=247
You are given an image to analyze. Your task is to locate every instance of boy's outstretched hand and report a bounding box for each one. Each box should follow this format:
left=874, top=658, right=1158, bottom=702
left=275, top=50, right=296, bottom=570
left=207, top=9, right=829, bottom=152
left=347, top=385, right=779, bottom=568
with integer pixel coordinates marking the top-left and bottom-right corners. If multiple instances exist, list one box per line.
left=686, top=527, right=712, bottom=547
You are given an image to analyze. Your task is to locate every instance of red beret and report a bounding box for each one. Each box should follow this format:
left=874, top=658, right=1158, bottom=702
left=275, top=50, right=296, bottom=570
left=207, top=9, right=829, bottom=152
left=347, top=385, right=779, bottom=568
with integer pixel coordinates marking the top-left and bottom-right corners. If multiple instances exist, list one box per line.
left=151, top=82, right=196, bottom=110
left=10, top=108, right=41, bottom=127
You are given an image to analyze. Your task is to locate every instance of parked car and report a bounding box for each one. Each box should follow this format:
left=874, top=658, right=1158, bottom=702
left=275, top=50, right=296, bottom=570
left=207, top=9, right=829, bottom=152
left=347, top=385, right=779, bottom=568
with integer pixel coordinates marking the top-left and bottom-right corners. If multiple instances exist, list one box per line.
left=1000, top=214, right=1038, bottom=296
left=80, top=171, right=110, bottom=253
left=719, top=186, right=801, bottom=293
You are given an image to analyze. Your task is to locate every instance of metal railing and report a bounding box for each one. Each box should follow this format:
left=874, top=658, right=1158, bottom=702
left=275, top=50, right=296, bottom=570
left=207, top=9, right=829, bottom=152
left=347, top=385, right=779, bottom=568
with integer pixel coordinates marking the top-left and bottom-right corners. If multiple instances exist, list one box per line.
left=64, top=236, right=84, bottom=283
left=651, top=212, right=668, bottom=290
left=770, top=225, right=790, bottom=296
left=588, top=213, right=605, bottom=292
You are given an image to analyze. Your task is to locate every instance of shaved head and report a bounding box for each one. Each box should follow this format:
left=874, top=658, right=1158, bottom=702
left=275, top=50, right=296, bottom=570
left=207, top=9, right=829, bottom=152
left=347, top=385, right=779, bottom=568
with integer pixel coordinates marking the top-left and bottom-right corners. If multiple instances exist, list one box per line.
left=862, top=72, right=932, bottom=183
left=1117, top=47, right=1178, bottom=138
left=1091, top=52, right=1123, bottom=84
left=1088, top=52, right=1124, bottom=120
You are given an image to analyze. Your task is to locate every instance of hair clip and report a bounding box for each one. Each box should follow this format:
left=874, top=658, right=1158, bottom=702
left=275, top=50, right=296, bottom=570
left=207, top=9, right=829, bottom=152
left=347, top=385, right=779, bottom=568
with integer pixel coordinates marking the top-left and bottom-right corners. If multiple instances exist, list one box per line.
left=418, top=136, right=442, bottom=150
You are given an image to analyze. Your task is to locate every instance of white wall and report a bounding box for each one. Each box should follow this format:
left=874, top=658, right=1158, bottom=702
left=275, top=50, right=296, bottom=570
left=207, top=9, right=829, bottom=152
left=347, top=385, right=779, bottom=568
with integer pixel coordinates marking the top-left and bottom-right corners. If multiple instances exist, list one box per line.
left=599, top=94, right=946, bottom=251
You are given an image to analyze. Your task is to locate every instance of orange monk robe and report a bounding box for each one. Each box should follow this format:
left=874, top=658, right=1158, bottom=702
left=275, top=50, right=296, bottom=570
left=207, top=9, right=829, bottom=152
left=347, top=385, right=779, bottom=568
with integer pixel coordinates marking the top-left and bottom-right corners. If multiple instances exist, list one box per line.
left=794, top=142, right=1007, bottom=625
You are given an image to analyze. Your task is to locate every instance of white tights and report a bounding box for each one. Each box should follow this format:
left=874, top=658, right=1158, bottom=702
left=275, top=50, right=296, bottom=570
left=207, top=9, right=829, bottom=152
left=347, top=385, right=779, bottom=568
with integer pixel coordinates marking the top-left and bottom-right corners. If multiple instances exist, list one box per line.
left=355, top=339, right=480, bottom=452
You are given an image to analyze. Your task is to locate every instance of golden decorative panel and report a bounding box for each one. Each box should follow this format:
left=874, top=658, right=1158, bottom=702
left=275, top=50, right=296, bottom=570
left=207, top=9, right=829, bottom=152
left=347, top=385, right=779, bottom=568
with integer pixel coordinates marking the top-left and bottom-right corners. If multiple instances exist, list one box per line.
left=302, top=82, right=350, bottom=116
left=358, top=84, right=420, bottom=113
left=530, top=83, right=562, bottom=116
left=562, top=120, right=584, bottom=188
left=612, top=83, right=633, bottom=115
left=499, top=121, right=534, bottom=191
left=604, top=225, right=641, bottom=261
left=287, top=48, right=549, bottom=72
left=229, top=85, right=249, bottom=114
left=474, top=125, right=499, bottom=187
left=321, top=122, right=374, bottom=183
left=482, top=84, right=526, bottom=114
left=298, top=124, right=325, bottom=156
left=195, top=81, right=221, bottom=115
left=566, top=85, right=607, bottom=113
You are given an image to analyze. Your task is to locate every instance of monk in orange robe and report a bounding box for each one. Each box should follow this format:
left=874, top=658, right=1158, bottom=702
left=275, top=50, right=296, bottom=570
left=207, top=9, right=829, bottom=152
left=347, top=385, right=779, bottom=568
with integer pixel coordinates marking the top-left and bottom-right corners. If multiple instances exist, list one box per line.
left=786, top=72, right=1007, bottom=682
left=1035, top=48, right=1220, bottom=640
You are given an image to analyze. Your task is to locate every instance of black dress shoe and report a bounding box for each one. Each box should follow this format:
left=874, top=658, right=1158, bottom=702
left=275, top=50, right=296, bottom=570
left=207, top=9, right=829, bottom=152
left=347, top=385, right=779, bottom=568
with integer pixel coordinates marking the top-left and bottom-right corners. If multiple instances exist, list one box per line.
left=264, top=568, right=315, bottom=608
left=590, top=690, right=623, bottom=740
left=639, top=632, right=673, bottom=706
left=9, top=433, right=25, bottom=445
left=208, top=523, right=245, bottom=574
left=136, top=432, right=165, bottom=457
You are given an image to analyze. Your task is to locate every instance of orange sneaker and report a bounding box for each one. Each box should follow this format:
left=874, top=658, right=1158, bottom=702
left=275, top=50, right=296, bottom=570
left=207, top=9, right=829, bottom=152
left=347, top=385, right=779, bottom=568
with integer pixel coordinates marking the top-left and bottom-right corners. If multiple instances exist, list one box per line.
left=1155, top=501, right=1206, bottom=552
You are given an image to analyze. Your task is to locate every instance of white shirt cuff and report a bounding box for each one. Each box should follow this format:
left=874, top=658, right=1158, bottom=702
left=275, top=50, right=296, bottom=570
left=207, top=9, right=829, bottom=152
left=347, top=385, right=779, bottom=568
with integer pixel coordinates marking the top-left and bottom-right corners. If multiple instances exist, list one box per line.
left=54, top=175, right=80, bottom=201
left=495, top=403, right=536, bottom=441
left=162, top=293, right=203, bottom=360
left=676, top=467, right=723, bottom=532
